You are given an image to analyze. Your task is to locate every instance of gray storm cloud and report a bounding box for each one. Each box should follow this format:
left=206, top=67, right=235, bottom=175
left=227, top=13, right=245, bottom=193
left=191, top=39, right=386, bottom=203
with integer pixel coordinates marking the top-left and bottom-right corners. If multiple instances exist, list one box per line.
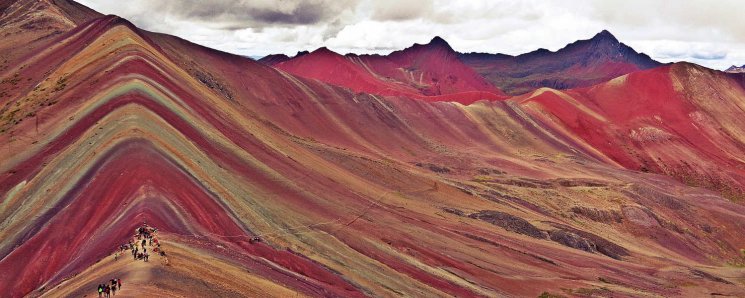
left=135, top=0, right=359, bottom=29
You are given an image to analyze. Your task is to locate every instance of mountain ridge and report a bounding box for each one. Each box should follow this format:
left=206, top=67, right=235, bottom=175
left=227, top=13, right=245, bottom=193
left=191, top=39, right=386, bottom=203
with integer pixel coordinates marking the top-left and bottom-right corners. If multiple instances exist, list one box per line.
left=265, top=37, right=505, bottom=103
left=459, top=30, right=663, bottom=95
left=262, top=31, right=663, bottom=96
left=725, top=64, right=745, bottom=73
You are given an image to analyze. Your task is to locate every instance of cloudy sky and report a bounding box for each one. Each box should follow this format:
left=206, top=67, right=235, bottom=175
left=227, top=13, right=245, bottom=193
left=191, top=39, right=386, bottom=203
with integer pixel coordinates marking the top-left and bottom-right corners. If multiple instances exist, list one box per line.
left=78, top=0, right=744, bottom=70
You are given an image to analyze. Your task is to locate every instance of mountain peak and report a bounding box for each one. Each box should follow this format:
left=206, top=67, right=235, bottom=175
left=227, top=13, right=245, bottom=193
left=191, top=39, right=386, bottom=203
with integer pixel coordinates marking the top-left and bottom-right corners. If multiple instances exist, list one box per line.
left=591, top=30, right=619, bottom=43
left=725, top=64, right=745, bottom=73
left=459, top=29, right=661, bottom=95
left=425, top=36, right=455, bottom=51
left=310, top=46, right=339, bottom=57
left=312, top=46, right=332, bottom=53
left=428, top=36, right=450, bottom=47
left=394, top=35, right=454, bottom=57
left=0, top=0, right=101, bottom=27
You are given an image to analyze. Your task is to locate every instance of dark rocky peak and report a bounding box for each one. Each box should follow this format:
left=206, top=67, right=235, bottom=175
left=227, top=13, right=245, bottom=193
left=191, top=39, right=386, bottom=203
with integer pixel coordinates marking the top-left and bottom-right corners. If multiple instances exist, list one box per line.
left=591, top=30, right=620, bottom=44
left=428, top=36, right=451, bottom=48
left=404, top=36, right=455, bottom=53
left=725, top=64, right=745, bottom=73
left=257, top=54, right=291, bottom=65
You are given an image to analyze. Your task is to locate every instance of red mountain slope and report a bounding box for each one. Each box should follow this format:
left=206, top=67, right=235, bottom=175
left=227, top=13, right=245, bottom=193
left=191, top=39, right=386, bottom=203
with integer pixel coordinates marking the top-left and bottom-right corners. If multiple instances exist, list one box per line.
left=268, top=37, right=505, bottom=104
left=0, top=0, right=101, bottom=71
left=518, top=63, right=745, bottom=199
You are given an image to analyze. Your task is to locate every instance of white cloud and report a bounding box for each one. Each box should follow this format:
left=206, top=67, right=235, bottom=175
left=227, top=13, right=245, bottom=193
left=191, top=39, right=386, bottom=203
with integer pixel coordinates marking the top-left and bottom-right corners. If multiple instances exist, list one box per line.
left=77, top=0, right=745, bottom=70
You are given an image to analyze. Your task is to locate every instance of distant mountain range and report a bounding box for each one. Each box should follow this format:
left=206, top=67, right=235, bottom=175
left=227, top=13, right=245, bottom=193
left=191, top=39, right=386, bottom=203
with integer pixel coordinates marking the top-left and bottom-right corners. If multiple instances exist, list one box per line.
left=261, top=36, right=505, bottom=104
left=459, top=30, right=663, bottom=95
left=262, top=30, right=664, bottom=96
left=725, top=64, right=745, bottom=73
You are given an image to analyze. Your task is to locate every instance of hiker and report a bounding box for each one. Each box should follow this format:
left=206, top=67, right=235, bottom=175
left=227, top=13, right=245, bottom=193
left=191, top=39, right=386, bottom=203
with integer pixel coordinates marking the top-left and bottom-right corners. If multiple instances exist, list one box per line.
left=97, top=284, right=103, bottom=297
left=117, top=278, right=122, bottom=290
left=111, top=279, right=117, bottom=295
left=104, top=284, right=110, bottom=298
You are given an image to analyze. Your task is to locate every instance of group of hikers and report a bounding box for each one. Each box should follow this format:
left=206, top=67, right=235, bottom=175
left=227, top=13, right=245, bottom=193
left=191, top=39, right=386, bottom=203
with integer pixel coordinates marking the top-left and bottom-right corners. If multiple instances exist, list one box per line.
left=96, top=279, right=121, bottom=297
left=113, top=223, right=167, bottom=262
left=99, top=223, right=167, bottom=296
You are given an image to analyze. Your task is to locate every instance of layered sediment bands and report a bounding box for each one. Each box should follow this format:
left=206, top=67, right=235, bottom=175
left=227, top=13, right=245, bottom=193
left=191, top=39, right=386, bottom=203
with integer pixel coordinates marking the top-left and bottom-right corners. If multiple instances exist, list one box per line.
left=1, top=138, right=362, bottom=297
left=2, top=3, right=745, bottom=297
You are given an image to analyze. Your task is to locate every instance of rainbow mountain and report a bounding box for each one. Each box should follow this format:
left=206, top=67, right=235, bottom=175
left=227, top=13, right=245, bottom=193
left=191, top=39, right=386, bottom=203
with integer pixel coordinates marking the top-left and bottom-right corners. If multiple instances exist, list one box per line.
left=1, top=1, right=745, bottom=297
